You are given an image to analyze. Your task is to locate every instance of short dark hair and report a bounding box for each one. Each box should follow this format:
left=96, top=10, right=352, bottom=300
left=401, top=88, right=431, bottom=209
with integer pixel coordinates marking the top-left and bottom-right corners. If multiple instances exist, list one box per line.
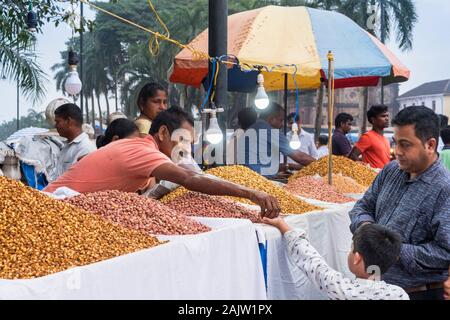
left=96, top=118, right=138, bottom=149
left=288, top=112, right=301, bottom=123
left=335, top=113, right=353, bottom=128
left=392, top=106, right=440, bottom=150
left=259, top=102, right=284, bottom=120
left=353, top=224, right=402, bottom=275
left=441, top=125, right=450, bottom=145
left=149, top=106, right=194, bottom=135
left=438, top=114, right=449, bottom=129
left=54, top=103, right=83, bottom=126
left=367, top=105, right=389, bottom=124
left=137, top=82, right=167, bottom=109
left=287, top=112, right=296, bottom=122
left=238, top=108, right=257, bottom=130
left=318, top=135, right=329, bottom=146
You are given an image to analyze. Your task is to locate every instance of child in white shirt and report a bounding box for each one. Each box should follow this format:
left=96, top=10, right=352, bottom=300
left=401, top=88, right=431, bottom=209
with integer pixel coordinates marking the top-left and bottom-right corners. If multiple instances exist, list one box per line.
left=263, top=217, right=409, bottom=300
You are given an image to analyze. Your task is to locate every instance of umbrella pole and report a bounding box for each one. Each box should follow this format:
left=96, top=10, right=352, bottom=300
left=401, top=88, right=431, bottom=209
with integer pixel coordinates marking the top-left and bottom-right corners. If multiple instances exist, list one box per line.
left=327, top=51, right=335, bottom=185
left=283, top=73, right=288, bottom=171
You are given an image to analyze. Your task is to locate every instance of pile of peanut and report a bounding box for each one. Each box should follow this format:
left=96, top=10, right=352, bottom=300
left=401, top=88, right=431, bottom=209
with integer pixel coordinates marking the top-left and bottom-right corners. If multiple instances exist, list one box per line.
left=290, top=156, right=378, bottom=187
left=0, top=177, right=163, bottom=279
left=284, top=176, right=355, bottom=204
left=165, top=192, right=262, bottom=223
left=66, top=190, right=211, bottom=235
left=205, top=165, right=322, bottom=214
left=328, top=174, right=368, bottom=194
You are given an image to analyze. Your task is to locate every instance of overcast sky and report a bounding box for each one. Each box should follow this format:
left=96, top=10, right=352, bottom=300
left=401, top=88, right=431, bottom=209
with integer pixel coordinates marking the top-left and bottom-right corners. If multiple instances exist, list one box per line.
left=0, top=0, right=449, bottom=122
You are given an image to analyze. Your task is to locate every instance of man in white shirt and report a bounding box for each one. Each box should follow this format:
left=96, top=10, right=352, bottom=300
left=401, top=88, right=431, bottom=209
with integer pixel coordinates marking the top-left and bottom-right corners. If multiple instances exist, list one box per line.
left=286, top=113, right=318, bottom=159
left=263, top=217, right=409, bottom=300
left=316, top=135, right=329, bottom=159
left=54, top=103, right=96, bottom=178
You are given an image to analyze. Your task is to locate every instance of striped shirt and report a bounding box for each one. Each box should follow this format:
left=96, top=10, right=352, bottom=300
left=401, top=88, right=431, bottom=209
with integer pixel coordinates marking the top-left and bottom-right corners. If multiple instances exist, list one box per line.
left=285, top=229, right=409, bottom=300
left=350, top=160, right=450, bottom=288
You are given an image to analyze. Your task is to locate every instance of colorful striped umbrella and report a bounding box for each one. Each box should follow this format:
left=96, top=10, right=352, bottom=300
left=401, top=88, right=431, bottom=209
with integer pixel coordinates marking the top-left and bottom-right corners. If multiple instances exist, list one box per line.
left=169, top=5, right=410, bottom=92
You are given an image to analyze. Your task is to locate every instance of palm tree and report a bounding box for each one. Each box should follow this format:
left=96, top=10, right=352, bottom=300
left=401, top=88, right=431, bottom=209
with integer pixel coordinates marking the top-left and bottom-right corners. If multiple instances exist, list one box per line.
left=0, top=34, right=47, bottom=102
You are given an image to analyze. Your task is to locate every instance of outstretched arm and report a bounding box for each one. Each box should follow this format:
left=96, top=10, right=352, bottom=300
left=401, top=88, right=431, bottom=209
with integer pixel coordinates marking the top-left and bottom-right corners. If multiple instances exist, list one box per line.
left=152, top=163, right=281, bottom=218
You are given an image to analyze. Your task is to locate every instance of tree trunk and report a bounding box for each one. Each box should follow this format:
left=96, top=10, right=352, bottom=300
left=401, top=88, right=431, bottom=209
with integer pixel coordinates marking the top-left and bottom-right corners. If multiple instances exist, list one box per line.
left=91, top=95, right=95, bottom=133
left=360, top=87, right=369, bottom=134
left=85, top=95, right=90, bottom=123
left=96, top=93, right=103, bottom=132
left=105, top=92, right=110, bottom=122
left=314, top=83, right=325, bottom=141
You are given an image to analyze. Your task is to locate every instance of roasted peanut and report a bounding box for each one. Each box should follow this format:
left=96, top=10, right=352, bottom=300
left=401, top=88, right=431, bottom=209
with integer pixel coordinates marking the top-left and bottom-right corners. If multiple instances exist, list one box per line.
left=0, top=177, right=163, bottom=280
left=66, top=190, right=211, bottom=236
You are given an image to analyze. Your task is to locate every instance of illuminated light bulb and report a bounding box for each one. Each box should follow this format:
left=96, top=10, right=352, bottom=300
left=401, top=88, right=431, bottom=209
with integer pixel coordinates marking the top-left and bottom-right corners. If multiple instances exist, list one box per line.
left=254, top=73, right=269, bottom=110
left=289, top=123, right=301, bottom=150
left=206, top=113, right=223, bottom=145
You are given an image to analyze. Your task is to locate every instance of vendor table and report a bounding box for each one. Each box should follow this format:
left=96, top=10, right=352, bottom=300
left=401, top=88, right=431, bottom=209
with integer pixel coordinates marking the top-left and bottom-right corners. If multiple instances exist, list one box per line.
left=255, top=204, right=355, bottom=300
left=0, top=218, right=266, bottom=300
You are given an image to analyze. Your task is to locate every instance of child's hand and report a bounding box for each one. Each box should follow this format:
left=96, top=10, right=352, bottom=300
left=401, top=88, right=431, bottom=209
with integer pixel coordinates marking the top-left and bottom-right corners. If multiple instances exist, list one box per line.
left=262, top=217, right=292, bottom=235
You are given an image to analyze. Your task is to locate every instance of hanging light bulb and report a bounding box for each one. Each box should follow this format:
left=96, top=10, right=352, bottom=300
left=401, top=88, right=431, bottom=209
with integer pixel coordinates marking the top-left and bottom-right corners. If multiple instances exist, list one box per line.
left=26, top=3, right=38, bottom=33
left=289, top=123, right=302, bottom=150
left=64, top=50, right=82, bottom=96
left=254, top=73, right=270, bottom=110
left=205, top=111, right=223, bottom=145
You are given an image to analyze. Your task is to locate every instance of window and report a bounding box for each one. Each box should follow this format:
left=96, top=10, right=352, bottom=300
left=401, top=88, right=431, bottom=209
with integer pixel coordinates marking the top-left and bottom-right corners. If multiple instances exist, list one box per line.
left=432, top=100, right=436, bottom=112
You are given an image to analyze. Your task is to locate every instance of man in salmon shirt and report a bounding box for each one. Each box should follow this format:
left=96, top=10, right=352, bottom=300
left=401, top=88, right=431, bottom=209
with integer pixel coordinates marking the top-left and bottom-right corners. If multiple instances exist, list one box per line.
left=44, top=107, right=280, bottom=218
left=349, top=105, right=391, bottom=169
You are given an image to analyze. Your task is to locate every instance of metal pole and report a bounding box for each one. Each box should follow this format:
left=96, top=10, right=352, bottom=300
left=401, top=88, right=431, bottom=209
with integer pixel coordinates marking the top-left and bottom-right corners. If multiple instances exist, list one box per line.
left=208, top=0, right=228, bottom=164
left=115, top=69, right=118, bottom=112
left=327, top=51, right=335, bottom=185
left=80, top=2, right=84, bottom=117
left=16, top=28, right=20, bottom=131
left=283, top=74, right=288, bottom=169
left=380, top=0, right=386, bottom=104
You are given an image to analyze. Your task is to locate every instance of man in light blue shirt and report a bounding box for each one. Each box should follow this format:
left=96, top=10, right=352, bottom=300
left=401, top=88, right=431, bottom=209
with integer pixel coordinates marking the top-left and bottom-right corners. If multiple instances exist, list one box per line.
left=240, top=103, right=315, bottom=176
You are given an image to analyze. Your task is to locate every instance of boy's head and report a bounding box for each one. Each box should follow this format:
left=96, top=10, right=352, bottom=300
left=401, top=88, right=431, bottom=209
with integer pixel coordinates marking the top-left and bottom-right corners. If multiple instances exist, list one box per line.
left=367, top=105, right=390, bottom=129
left=318, top=135, right=328, bottom=147
left=441, top=126, right=450, bottom=146
left=348, top=224, right=402, bottom=279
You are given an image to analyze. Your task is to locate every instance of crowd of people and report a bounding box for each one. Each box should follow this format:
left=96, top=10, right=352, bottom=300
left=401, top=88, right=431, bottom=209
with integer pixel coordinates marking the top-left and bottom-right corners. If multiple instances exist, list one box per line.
left=41, top=81, right=449, bottom=300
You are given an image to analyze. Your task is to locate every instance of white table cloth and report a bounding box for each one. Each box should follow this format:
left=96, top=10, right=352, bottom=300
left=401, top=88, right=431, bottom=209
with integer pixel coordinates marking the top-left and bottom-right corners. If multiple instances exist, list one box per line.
left=255, top=205, right=355, bottom=300
left=0, top=218, right=266, bottom=300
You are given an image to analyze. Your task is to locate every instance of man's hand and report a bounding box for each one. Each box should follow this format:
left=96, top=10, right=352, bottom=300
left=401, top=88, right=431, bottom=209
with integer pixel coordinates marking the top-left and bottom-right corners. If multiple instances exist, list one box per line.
left=444, top=267, right=450, bottom=300
left=248, top=191, right=281, bottom=219
left=262, top=217, right=292, bottom=235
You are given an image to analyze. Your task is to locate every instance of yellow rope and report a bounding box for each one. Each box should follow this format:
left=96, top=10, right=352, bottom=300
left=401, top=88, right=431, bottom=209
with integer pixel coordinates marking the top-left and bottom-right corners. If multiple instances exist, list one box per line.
left=146, top=0, right=170, bottom=55
left=210, top=61, right=220, bottom=102
left=79, top=0, right=207, bottom=59
left=78, top=0, right=313, bottom=74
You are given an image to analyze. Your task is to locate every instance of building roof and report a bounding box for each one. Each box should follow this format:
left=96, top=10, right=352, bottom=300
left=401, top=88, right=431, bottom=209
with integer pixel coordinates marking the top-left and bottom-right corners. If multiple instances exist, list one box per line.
left=398, top=79, right=450, bottom=99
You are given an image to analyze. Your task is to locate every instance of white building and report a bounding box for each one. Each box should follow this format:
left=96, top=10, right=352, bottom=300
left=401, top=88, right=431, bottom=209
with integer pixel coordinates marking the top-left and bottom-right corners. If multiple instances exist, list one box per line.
left=397, top=79, right=450, bottom=117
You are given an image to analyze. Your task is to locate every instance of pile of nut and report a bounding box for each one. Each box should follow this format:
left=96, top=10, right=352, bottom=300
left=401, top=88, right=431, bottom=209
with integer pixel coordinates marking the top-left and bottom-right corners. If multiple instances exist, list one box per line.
left=159, top=185, right=189, bottom=203
left=284, top=176, right=355, bottom=204
left=329, top=174, right=368, bottom=194
left=290, top=156, right=378, bottom=187
left=0, top=177, right=163, bottom=279
left=205, top=165, right=321, bottom=214
left=66, top=190, right=211, bottom=235
left=165, top=192, right=262, bottom=223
